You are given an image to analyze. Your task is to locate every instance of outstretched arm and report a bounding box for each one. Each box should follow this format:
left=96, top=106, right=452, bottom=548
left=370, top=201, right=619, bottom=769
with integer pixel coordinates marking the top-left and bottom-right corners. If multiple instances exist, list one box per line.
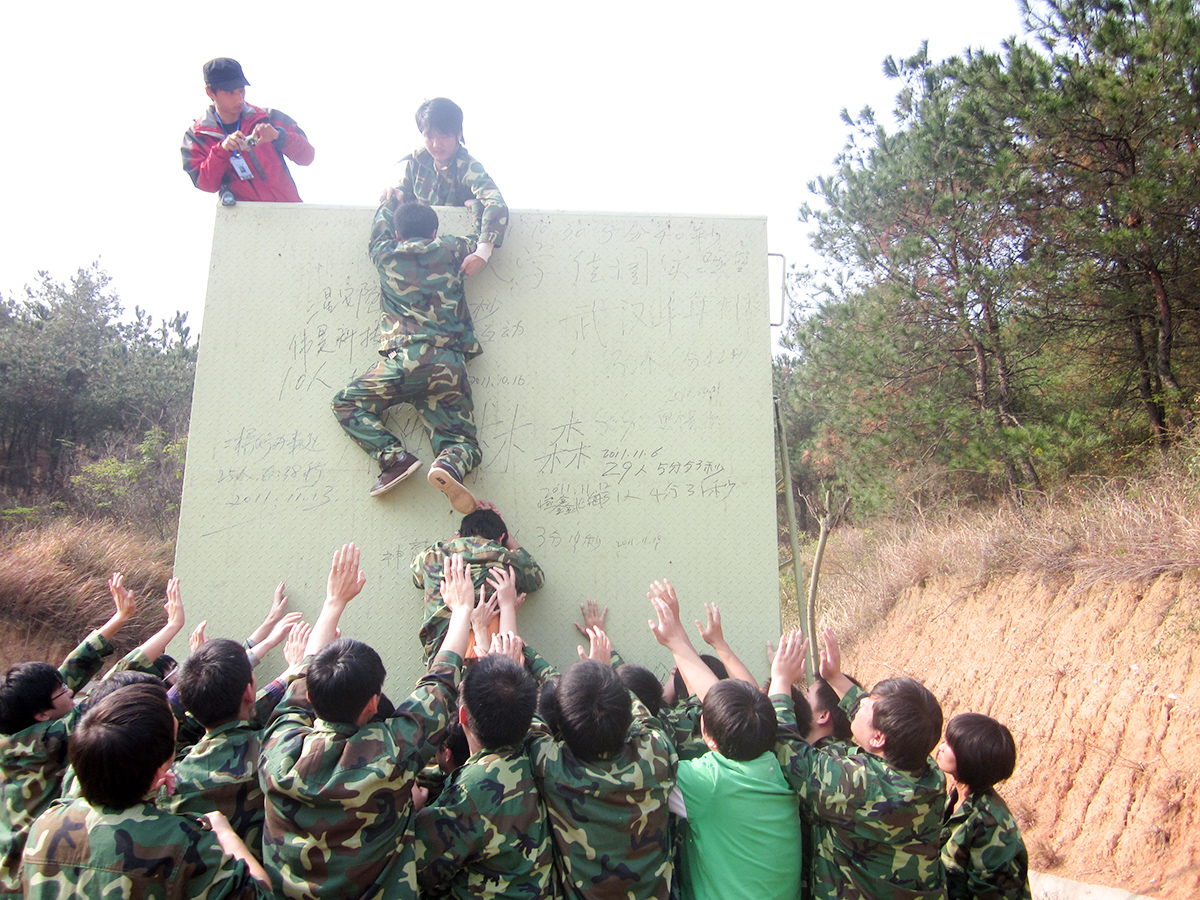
left=246, top=581, right=290, bottom=647
left=696, top=602, right=758, bottom=686
left=436, top=554, right=475, bottom=660
left=307, top=543, right=366, bottom=656
left=97, top=572, right=139, bottom=642
left=487, top=565, right=524, bottom=636
left=818, top=627, right=854, bottom=698
left=134, top=578, right=186, bottom=663
left=769, top=630, right=809, bottom=697
left=647, top=581, right=719, bottom=701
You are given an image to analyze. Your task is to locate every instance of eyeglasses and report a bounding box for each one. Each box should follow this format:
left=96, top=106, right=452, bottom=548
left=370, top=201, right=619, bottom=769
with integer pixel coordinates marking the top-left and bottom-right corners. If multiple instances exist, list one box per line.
left=49, top=686, right=72, bottom=702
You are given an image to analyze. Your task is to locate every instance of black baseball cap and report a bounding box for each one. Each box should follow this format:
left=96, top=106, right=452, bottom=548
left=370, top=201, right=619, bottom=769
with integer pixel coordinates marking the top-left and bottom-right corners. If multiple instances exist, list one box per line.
left=203, top=58, right=250, bottom=91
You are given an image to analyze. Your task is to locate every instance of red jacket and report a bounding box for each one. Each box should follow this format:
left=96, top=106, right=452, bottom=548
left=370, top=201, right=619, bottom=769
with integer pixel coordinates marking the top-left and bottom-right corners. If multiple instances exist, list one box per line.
left=182, top=102, right=314, bottom=202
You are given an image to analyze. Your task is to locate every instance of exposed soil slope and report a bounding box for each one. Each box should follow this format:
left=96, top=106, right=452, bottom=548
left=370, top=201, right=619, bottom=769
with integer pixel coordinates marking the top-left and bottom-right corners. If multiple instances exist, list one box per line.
left=841, top=571, right=1199, bottom=899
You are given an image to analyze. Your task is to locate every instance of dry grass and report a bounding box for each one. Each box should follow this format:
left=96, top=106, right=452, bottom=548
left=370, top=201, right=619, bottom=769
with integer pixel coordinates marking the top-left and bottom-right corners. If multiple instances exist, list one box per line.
left=784, top=463, right=1200, bottom=649
left=0, top=519, right=174, bottom=669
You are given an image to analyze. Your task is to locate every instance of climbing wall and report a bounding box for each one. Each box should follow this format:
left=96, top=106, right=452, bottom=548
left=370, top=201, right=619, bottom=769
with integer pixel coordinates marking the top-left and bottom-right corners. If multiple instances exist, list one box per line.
left=175, top=203, right=778, bottom=687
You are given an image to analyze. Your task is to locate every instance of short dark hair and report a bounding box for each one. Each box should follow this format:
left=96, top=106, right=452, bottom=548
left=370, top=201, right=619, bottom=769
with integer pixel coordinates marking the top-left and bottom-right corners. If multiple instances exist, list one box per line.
left=812, top=677, right=852, bottom=741
left=394, top=202, right=439, bottom=241
left=789, top=684, right=814, bottom=738
left=70, top=683, right=175, bottom=809
left=459, top=509, right=507, bottom=542
left=870, top=677, right=943, bottom=771
left=538, top=676, right=561, bottom=737
left=416, top=97, right=464, bottom=138
left=440, top=719, right=470, bottom=770
left=0, top=662, right=64, bottom=734
left=463, top=655, right=536, bottom=749
left=178, top=639, right=253, bottom=728
left=308, top=639, right=386, bottom=725
left=556, top=660, right=631, bottom=762
left=945, top=713, right=1017, bottom=792
left=672, top=654, right=728, bottom=701
left=702, top=680, right=777, bottom=761
left=79, top=671, right=162, bottom=714
left=618, top=664, right=662, bottom=718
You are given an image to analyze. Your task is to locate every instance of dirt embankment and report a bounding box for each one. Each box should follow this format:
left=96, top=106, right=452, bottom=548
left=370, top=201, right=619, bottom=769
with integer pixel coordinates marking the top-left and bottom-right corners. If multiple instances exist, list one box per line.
left=841, top=570, right=1199, bottom=899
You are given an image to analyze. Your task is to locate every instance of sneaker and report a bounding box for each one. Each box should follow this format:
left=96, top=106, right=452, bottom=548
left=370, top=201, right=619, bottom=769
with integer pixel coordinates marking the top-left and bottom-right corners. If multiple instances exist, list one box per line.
left=370, top=452, right=422, bottom=497
left=428, top=460, right=477, bottom=513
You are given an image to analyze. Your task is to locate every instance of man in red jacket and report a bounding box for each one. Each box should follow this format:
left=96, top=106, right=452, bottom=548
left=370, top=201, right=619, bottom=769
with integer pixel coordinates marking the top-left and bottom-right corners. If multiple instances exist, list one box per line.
left=182, top=58, right=314, bottom=204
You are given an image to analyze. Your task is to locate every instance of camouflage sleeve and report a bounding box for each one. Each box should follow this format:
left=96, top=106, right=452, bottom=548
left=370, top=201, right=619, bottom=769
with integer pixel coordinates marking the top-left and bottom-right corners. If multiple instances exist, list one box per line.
left=105, top=646, right=159, bottom=677
left=369, top=199, right=399, bottom=265
left=388, top=652, right=463, bottom=759
left=412, top=544, right=441, bottom=589
left=944, top=794, right=1032, bottom=900
left=396, top=153, right=418, bottom=203
left=411, top=773, right=487, bottom=891
left=521, top=644, right=558, bottom=686
left=658, top=699, right=704, bottom=753
left=250, top=675, right=289, bottom=728
left=461, top=156, right=508, bottom=247
left=57, top=630, right=115, bottom=693
left=839, top=683, right=866, bottom=719
left=504, top=548, right=545, bottom=595
left=772, top=692, right=866, bottom=817
left=609, top=647, right=624, bottom=669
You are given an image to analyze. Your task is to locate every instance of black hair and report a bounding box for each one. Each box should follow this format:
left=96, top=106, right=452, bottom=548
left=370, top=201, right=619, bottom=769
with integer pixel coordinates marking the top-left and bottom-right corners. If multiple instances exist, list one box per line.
left=0, top=662, right=64, bottom=735
left=617, top=664, right=662, bottom=718
left=70, top=683, right=175, bottom=809
left=394, top=202, right=439, bottom=241
left=702, top=679, right=777, bottom=761
left=440, top=719, right=470, bottom=770
left=789, top=684, right=814, bottom=738
left=556, top=660, right=631, bottom=762
left=945, top=713, right=1017, bottom=792
left=811, top=677, right=852, bottom=741
left=79, top=671, right=163, bottom=714
left=462, top=655, right=536, bottom=749
left=538, top=676, right=561, bottom=738
left=154, top=654, right=180, bottom=683
left=459, top=508, right=507, bottom=542
left=308, top=638, right=386, bottom=725
left=672, top=654, right=728, bottom=700
left=416, top=97, right=464, bottom=139
left=178, top=639, right=253, bottom=728
left=870, top=677, right=943, bottom=771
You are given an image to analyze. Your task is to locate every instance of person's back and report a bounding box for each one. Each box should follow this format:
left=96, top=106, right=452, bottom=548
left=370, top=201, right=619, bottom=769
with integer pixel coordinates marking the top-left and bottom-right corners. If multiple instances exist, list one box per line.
left=673, top=680, right=801, bottom=900
left=412, top=654, right=552, bottom=900
left=22, top=683, right=270, bottom=900
left=527, top=659, right=676, bottom=900
left=770, top=633, right=947, bottom=900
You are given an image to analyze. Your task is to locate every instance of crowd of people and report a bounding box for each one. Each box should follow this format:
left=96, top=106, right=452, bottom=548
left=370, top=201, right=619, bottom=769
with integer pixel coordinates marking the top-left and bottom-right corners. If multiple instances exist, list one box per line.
left=0, top=58, right=1031, bottom=900
left=0, top=504, right=1030, bottom=899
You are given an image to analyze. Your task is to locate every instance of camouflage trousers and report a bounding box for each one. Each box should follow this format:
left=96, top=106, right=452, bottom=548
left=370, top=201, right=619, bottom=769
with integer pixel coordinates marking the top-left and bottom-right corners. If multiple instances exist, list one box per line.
left=331, top=343, right=481, bottom=477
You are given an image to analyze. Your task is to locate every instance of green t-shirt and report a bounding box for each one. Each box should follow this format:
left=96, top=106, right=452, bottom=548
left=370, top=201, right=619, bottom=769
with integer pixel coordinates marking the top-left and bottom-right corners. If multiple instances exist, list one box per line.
left=675, top=749, right=802, bottom=900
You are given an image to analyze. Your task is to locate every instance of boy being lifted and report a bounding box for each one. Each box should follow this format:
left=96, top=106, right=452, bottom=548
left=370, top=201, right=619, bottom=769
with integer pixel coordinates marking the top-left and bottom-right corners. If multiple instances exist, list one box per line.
left=332, top=197, right=486, bottom=510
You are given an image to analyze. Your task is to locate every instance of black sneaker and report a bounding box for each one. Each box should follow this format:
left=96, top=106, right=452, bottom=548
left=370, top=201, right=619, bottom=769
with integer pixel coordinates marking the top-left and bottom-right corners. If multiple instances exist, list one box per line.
left=370, top=452, right=422, bottom=497
left=427, top=460, right=477, bottom=513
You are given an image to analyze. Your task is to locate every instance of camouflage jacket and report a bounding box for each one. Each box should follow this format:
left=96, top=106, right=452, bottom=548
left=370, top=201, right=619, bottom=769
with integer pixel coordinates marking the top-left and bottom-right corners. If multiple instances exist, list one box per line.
left=773, top=689, right=948, bottom=900
left=21, top=796, right=269, bottom=899
left=412, top=743, right=553, bottom=900
left=942, top=789, right=1031, bottom=900
left=370, top=196, right=482, bottom=358
left=526, top=697, right=677, bottom=900
left=259, top=651, right=462, bottom=900
left=412, top=537, right=544, bottom=663
left=397, top=145, right=508, bottom=247
left=0, top=630, right=113, bottom=897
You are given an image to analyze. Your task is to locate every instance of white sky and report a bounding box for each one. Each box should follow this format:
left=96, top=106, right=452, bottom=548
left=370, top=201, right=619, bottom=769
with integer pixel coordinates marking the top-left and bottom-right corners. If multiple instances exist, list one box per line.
left=1, top=1, right=1027, bottom=338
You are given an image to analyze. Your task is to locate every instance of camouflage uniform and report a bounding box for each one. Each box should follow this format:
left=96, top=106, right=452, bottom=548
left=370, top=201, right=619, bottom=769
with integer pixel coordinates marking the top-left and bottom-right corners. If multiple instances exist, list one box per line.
left=167, top=674, right=290, bottom=851
left=412, top=743, right=553, bottom=900
left=412, top=537, right=544, bottom=664
left=526, top=697, right=677, bottom=900
left=799, top=737, right=858, bottom=900
left=0, top=630, right=113, bottom=898
left=942, top=789, right=1031, bottom=900
left=773, top=688, right=947, bottom=900
left=21, top=796, right=269, bottom=899
left=332, top=197, right=483, bottom=479
left=258, top=650, right=462, bottom=900
left=397, top=145, right=508, bottom=247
